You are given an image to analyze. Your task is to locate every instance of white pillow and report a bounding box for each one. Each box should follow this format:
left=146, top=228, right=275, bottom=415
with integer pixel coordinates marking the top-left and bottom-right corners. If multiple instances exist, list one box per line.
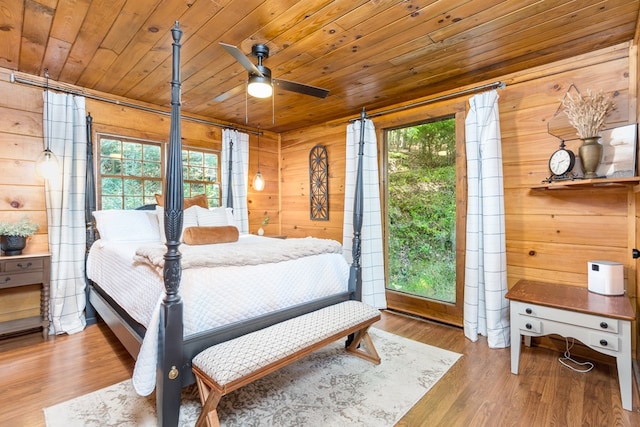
left=156, top=205, right=199, bottom=243
left=196, top=206, right=232, bottom=226
left=93, top=210, right=160, bottom=242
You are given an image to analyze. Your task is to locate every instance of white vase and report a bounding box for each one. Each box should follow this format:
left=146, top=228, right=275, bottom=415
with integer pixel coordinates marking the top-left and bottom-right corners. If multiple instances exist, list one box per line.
left=257, top=227, right=264, bottom=236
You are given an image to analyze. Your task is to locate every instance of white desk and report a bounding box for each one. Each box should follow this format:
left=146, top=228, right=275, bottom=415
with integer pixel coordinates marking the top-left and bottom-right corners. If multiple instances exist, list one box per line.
left=506, top=280, right=635, bottom=411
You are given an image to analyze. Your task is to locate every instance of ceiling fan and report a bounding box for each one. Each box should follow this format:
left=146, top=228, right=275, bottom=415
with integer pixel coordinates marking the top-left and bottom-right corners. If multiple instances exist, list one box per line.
left=220, top=42, right=329, bottom=99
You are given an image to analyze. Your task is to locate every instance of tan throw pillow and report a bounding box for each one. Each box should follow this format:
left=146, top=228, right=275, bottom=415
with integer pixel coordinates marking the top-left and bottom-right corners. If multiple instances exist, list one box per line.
left=182, top=226, right=239, bottom=245
left=155, top=193, right=209, bottom=209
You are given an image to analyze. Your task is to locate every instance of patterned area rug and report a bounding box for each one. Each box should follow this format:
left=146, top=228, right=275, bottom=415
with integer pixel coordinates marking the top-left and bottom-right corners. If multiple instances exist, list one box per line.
left=44, top=328, right=460, bottom=426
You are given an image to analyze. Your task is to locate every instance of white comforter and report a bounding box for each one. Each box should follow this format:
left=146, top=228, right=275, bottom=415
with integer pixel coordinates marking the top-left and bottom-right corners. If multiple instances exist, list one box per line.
left=86, top=234, right=350, bottom=395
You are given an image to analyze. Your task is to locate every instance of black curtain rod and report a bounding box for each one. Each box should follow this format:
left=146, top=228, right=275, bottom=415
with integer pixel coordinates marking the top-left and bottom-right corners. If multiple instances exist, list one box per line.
left=10, top=72, right=262, bottom=136
left=349, top=81, right=506, bottom=122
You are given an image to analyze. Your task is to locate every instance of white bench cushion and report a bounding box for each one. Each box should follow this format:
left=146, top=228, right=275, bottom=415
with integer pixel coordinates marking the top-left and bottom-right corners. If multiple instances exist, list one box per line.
left=192, top=300, right=380, bottom=387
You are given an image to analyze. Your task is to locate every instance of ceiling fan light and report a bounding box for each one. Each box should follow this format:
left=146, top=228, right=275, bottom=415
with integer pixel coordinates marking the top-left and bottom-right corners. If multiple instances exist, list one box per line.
left=248, top=75, right=273, bottom=98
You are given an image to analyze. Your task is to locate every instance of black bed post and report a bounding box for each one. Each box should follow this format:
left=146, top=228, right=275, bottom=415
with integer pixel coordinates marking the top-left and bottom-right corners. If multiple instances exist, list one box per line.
left=226, top=138, right=234, bottom=208
left=84, top=113, right=97, bottom=325
left=157, top=21, right=184, bottom=427
left=348, top=108, right=366, bottom=302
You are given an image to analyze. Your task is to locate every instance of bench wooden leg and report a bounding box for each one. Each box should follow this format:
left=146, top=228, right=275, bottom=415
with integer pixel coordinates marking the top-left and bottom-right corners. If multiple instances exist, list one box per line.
left=195, top=376, right=223, bottom=427
left=346, top=326, right=381, bottom=364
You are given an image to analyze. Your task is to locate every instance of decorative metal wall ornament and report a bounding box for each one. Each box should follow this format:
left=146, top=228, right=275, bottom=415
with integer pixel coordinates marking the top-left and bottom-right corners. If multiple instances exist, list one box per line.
left=309, top=144, right=329, bottom=220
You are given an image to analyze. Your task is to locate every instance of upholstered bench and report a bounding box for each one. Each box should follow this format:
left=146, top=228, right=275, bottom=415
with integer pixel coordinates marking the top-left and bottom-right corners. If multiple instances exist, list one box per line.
left=192, top=300, right=381, bottom=427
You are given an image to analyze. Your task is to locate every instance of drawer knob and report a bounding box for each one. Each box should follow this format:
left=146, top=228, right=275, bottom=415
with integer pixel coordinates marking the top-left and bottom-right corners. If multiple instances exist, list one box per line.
left=600, top=322, right=608, bottom=329
left=525, top=308, right=532, bottom=314
left=525, top=323, right=532, bottom=330
left=16, top=262, right=32, bottom=269
left=3, top=277, right=10, bottom=283
left=600, top=339, right=608, bottom=346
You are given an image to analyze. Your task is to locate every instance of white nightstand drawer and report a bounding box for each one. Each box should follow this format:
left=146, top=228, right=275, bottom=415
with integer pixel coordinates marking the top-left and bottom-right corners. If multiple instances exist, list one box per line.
left=589, top=333, right=620, bottom=351
left=519, top=317, right=542, bottom=334
left=517, top=303, right=619, bottom=334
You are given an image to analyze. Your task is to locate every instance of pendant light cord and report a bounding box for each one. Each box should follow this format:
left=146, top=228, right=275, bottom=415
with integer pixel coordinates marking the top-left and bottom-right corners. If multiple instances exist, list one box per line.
left=45, top=69, right=50, bottom=151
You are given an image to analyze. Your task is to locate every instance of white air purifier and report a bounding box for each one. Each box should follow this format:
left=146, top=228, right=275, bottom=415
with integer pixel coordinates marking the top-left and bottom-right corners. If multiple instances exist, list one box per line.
left=587, top=260, right=624, bottom=296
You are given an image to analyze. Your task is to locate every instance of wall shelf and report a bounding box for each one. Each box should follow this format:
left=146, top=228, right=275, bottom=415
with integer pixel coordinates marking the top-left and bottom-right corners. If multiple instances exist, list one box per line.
left=531, top=177, right=640, bottom=191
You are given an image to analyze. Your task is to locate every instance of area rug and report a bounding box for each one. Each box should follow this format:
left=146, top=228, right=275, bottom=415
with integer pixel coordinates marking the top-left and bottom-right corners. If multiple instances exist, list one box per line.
left=44, top=328, right=460, bottom=426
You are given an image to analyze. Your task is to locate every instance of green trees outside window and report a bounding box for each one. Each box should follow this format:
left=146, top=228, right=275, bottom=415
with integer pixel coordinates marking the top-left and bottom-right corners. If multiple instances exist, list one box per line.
left=387, top=117, right=456, bottom=303
left=98, top=136, right=220, bottom=209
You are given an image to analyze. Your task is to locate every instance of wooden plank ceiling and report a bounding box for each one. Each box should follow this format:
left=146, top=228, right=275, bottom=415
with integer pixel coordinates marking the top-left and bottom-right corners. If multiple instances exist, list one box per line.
left=1, top=0, right=639, bottom=132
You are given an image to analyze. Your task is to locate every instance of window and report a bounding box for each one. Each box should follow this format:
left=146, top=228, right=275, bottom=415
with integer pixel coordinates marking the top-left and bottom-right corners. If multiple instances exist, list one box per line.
left=98, top=135, right=162, bottom=209
left=182, top=148, right=220, bottom=207
left=97, top=135, right=221, bottom=209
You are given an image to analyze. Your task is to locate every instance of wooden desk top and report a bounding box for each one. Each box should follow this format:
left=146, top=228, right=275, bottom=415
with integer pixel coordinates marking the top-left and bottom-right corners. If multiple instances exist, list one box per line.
left=506, top=280, right=635, bottom=321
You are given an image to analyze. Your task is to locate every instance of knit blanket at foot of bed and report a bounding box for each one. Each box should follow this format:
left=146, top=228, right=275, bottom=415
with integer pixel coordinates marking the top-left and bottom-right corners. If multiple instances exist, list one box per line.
left=134, top=235, right=342, bottom=272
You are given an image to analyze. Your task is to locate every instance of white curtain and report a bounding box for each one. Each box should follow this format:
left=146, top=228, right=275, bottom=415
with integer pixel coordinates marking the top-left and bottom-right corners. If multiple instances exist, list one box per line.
left=342, top=119, right=387, bottom=308
left=463, top=90, right=509, bottom=348
left=43, top=91, right=87, bottom=335
left=221, top=129, right=249, bottom=234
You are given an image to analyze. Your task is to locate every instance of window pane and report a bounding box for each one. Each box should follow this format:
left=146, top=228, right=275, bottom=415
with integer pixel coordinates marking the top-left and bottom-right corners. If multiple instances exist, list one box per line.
left=204, top=153, right=217, bottom=168
left=144, top=145, right=161, bottom=162
left=124, top=196, right=145, bottom=209
left=100, top=139, right=121, bottom=157
left=205, top=167, right=216, bottom=182
left=123, top=142, right=142, bottom=160
left=145, top=180, right=162, bottom=196
left=101, top=158, right=121, bottom=175
left=189, top=150, right=203, bottom=165
left=143, top=162, right=161, bottom=177
left=101, top=196, right=122, bottom=210
left=102, top=177, right=122, bottom=195
left=191, top=183, right=205, bottom=195
left=122, top=159, right=142, bottom=176
left=188, top=166, right=202, bottom=180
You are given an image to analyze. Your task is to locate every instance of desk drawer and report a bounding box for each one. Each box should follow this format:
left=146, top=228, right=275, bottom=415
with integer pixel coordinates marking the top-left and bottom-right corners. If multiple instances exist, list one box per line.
left=3, top=258, right=44, bottom=273
left=589, top=333, right=620, bottom=352
left=0, top=272, right=44, bottom=289
left=519, top=317, right=542, bottom=334
left=517, top=303, right=619, bottom=333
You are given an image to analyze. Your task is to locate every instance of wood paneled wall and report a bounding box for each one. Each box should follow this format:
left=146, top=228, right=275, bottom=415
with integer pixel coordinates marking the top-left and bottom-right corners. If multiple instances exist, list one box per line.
left=282, top=42, right=636, bottom=288
left=281, top=42, right=638, bottom=350
left=0, top=67, right=277, bottom=323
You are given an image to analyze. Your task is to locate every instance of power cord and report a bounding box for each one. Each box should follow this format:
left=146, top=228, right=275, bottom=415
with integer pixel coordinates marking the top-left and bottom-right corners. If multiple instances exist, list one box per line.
left=558, top=337, right=594, bottom=373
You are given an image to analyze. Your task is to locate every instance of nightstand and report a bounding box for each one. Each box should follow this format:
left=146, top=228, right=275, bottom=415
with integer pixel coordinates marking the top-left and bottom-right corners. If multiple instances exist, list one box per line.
left=506, top=279, right=635, bottom=411
left=0, top=253, right=51, bottom=339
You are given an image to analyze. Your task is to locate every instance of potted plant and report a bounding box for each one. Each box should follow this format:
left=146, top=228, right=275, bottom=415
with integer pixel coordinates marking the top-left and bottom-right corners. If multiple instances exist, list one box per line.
left=0, top=216, right=39, bottom=256
left=561, top=88, right=615, bottom=178
left=257, top=216, right=270, bottom=236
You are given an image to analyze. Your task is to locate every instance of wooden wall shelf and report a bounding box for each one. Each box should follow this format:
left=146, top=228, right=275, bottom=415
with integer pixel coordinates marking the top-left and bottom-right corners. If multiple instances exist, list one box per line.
left=531, top=177, right=640, bottom=191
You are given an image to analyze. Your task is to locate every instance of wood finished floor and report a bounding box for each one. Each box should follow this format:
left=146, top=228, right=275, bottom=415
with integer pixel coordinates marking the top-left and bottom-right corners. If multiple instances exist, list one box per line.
left=1, top=310, right=639, bottom=426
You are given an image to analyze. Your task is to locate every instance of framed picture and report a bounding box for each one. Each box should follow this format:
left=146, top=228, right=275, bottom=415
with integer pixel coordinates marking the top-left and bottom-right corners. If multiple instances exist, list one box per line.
left=595, top=123, right=638, bottom=178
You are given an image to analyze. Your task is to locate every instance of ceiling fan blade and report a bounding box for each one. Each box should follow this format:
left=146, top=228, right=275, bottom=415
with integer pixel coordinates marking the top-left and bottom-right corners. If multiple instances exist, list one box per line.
left=219, top=42, right=263, bottom=76
left=212, top=83, right=245, bottom=102
left=274, top=79, right=329, bottom=98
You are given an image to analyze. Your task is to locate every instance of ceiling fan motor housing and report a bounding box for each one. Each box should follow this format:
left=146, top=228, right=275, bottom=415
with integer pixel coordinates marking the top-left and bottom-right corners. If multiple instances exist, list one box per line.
left=251, top=44, right=270, bottom=60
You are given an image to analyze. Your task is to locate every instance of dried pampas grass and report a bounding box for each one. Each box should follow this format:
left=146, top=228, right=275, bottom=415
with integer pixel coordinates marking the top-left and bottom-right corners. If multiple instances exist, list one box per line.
left=561, top=89, right=615, bottom=139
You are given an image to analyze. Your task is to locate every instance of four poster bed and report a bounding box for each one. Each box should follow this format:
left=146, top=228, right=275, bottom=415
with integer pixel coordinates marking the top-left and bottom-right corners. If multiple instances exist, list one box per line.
left=85, top=23, right=370, bottom=426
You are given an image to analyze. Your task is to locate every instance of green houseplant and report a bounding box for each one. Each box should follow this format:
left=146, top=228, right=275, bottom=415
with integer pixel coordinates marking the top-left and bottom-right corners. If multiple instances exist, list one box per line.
left=257, top=216, right=270, bottom=236
left=0, top=216, right=39, bottom=256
